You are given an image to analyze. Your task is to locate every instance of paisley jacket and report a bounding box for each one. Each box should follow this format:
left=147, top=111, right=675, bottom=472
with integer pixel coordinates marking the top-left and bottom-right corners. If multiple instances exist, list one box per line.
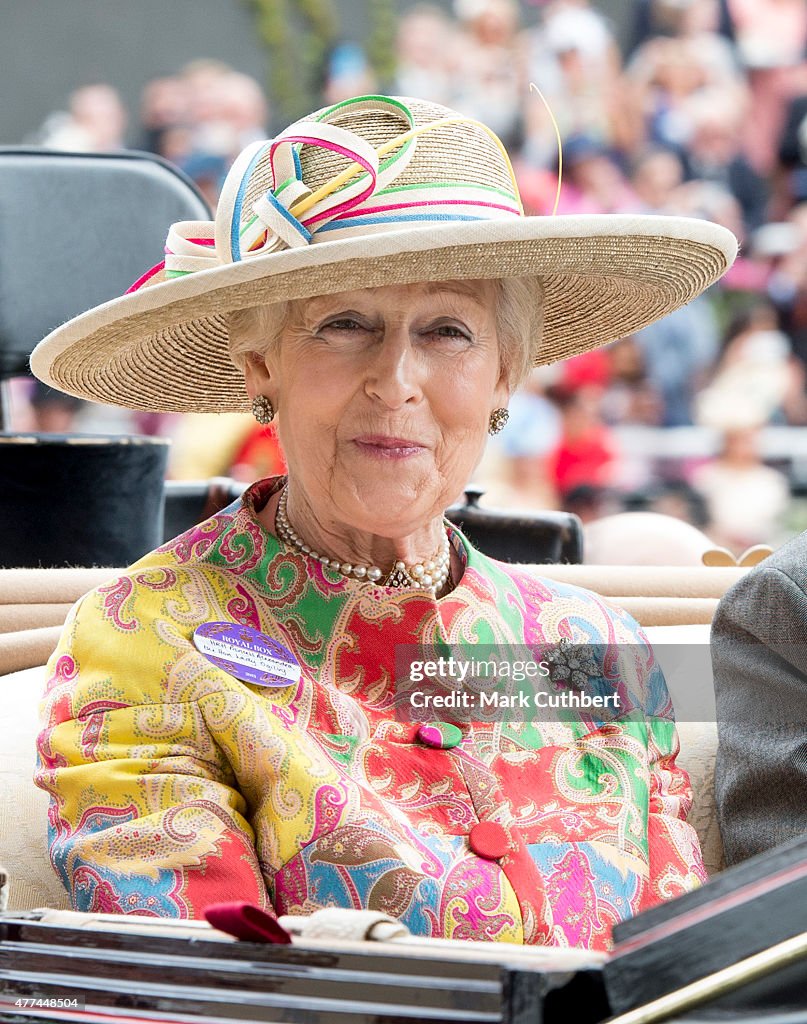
left=35, top=477, right=705, bottom=949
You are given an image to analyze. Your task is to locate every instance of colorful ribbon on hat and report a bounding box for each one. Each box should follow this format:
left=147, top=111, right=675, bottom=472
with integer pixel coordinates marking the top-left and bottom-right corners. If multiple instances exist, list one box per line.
left=127, top=95, right=523, bottom=293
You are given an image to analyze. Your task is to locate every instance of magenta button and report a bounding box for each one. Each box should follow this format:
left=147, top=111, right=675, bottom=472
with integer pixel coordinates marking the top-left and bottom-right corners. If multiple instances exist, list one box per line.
left=416, top=722, right=463, bottom=749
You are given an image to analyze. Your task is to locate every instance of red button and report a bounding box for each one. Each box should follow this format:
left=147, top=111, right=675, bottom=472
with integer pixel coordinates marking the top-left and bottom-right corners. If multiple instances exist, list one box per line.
left=469, top=821, right=512, bottom=860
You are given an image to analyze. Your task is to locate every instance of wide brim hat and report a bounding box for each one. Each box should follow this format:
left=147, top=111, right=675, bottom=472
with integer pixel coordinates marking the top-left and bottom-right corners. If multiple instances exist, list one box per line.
left=31, top=94, right=738, bottom=414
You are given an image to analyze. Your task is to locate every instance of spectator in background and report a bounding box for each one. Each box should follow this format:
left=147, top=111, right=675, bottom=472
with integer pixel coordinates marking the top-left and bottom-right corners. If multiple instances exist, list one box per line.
left=451, top=0, right=523, bottom=149
left=631, top=145, right=685, bottom=212
left=36, top=83, right=128, bottom=151
left=553, top=135, right=639, bottom=214
left=228, top=421, right=286, bottom=483
left=520, top=1, right=633, bottom=167
left=767, top=202, right=807, bottom=367
left=601, top=337, right=664, bottom=427
left=167, top=412, right=284, bottom=482
left=563, top=484, right=618, bottom=524
left=692, top=424, right=790, bottom=553
left=728, top=0, right=807, bottom=175
left=626, top=32, right=741, bottom=159
left=139, top=76, right=192, bottom=158
left=671, top=178, right=745, bottom=241
left=697, top=300, right=807, bottom=425
left=645, top=479, right=710, bottom=530
left=181, top=59, right=234, bottom=135
left=728, top=0, right=807, bottom=70
left=212, top=71, right=269, bottom=150
left=777, top=65, right=807, bottom=211
left=323, top=42, right=376, bottom=105
left=634, top=294, right=720, bottom=426
left=28, top=382, right=85, bottom=435
left=186, top=66, right=267, bottom=156
left=684, top=91, right=769, bottom=232
left=166, top=63, right=269, bottom=207
left=394, top=4, right=459, bottom=107
left=628, top=0, right=736, bottom=54
left=545, top=385, right=619, bottom=501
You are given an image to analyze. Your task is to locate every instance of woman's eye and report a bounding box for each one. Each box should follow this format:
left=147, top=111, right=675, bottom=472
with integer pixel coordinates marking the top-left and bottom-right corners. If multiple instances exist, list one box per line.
left=322, top=318, right=364, bottom=332
left=429, top=324, right=471, bottom=341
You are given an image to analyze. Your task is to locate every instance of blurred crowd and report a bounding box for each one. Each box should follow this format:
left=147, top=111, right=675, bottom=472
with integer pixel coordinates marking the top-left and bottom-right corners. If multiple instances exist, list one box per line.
left=13, top=0, right=807, bottom=557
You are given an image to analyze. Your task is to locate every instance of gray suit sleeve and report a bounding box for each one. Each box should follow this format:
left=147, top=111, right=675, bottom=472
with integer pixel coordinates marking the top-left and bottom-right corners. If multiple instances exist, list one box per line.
left=711, top=564, right=807, bottom=865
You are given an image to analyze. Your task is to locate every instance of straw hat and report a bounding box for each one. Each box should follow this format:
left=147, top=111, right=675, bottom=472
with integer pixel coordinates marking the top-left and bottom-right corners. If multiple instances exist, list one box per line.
left=31, top=94, right=737, bottom=414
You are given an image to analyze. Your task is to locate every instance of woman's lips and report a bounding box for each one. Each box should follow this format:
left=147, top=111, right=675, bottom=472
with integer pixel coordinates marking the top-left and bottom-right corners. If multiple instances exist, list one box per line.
left=353, top=435, right=426, bottom=460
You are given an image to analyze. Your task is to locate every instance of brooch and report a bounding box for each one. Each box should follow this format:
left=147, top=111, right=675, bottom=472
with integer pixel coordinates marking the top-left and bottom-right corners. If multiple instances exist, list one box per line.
left=544, top=638, right=601, bottom=691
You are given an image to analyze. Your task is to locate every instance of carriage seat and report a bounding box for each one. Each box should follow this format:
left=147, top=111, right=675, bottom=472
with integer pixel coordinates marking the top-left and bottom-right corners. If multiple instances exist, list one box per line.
left=0, top=562, right=749, bottom=913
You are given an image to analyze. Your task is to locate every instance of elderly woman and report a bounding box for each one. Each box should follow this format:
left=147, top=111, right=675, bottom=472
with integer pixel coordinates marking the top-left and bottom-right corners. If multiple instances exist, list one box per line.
left=31, top=94, right=736, bottom=949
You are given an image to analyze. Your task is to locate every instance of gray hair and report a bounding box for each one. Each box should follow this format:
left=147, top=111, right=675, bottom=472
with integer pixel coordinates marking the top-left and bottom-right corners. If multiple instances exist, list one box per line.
left=228, top=276, right=543, bottom=391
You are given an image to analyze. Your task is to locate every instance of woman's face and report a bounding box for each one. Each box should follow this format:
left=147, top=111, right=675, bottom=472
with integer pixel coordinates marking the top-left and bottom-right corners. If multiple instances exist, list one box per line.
left=244, top=279, right=510, bottom=538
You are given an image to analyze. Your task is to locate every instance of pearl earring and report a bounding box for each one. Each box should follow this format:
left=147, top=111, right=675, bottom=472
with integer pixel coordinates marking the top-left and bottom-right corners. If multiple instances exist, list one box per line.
left=251, top=395, right=274, bottom=424
left=488, top=408, right=509, bottom=435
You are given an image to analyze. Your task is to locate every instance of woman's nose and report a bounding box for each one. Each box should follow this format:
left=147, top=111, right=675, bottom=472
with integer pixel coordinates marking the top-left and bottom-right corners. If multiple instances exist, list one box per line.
left=364, top=328, right=423, bottom=409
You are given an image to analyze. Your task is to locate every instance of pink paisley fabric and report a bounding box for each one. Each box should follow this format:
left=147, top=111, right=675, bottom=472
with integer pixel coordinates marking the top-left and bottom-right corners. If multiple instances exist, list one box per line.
left=35, top=476, right=705, bottom=948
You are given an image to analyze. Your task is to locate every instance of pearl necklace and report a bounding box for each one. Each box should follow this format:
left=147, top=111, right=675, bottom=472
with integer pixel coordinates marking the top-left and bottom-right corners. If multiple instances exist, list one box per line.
left=275, top=487, right=452, bottom=593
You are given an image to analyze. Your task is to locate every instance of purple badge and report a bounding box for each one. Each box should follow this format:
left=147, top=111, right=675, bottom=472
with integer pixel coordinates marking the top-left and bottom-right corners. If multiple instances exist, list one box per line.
left=193, top=622, right=301, bottom=688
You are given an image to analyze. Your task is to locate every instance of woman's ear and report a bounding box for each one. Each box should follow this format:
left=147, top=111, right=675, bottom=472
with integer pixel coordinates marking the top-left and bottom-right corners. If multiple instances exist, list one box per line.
left=492, top=366, right=511, bottom=409
left=243, top=351, right=272, bottom=401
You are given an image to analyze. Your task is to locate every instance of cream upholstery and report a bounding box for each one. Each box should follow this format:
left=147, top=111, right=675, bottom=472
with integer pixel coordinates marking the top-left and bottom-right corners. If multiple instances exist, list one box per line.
left=645, top=625, right=724, bottom=878
left=0, top=565, right=745, bottom=914
left=2, top=666, right=71, bottom=911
